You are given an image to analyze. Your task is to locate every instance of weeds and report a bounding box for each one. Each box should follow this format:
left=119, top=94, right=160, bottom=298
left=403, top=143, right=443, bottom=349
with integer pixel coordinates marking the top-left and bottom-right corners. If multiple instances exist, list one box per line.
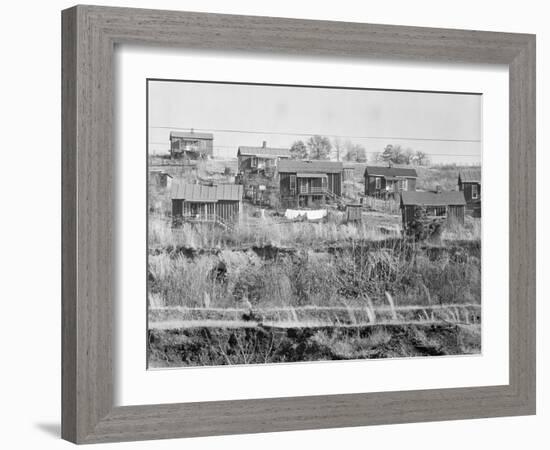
left=148, top=238, right=481, bottom=311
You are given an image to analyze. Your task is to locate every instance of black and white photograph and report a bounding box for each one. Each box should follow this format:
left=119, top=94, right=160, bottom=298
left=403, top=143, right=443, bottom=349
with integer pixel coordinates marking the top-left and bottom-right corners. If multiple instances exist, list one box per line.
left=147, top=79, right=482, bottom=368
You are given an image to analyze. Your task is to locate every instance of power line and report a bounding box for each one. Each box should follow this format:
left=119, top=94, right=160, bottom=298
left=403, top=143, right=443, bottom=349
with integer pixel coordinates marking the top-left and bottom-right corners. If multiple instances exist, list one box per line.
left=147, top=143, right=480, bottom=157
left=149, top=125, right=481, bottom=144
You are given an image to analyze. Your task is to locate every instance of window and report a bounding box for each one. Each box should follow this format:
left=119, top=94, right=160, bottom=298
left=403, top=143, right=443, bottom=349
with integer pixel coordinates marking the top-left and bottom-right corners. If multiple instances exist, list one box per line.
left=401, top=179, right=408, bottom=191
left=251, top=157, right=257, bottom=168
left=375, top=177, right=381, bottom=189
left=472, top=184, right=479, bottom=199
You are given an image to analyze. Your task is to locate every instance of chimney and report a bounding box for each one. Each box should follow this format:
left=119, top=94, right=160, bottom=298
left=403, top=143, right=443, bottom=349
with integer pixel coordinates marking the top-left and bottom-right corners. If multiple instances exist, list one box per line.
left=262, top=140, right=267, bottom=148
left=190, top=128, right=194, bottom=134
left=388, top=161, right=393, bottom=168
left=436, top=185, right=442, bottom=193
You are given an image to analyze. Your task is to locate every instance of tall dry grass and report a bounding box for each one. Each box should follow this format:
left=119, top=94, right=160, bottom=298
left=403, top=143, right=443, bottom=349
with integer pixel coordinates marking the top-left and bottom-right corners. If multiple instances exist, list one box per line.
left=148, top=239, right=481, bottom=311
left=148, top=213, right=400, bottom=250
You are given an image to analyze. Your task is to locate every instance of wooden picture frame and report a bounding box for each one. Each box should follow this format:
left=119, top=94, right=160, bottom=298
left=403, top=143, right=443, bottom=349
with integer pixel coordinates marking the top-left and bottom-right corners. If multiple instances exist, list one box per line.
left=62, top=5, right=536, bottom=444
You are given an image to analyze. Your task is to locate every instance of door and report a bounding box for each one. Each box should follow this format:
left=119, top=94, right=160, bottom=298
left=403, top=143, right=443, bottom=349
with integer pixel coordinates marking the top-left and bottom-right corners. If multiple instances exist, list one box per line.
left=300, top=178, right=308, bottom=194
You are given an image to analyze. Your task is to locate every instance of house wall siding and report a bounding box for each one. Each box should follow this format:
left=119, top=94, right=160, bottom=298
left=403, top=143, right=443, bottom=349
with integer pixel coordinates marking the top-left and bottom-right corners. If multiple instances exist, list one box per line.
left=170, top=138, right=213, bottom=157
left=172, top=199, right=240, bottom=222
left=279, top=172, right=342, bottom=197
left=401, top=204, right=465, bottom=228
left=365, top=175, right=415, bottom=196
left=459, top=181, right=481, bottom=203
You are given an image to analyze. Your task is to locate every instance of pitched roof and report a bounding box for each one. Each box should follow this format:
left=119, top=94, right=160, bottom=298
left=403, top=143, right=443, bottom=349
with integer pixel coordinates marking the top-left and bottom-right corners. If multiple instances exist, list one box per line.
left=459, top=168, right=481, bottom=183
left=237, top=146, right=291, bottom=158
left=364, top=165, right=418, bottom=178
left=278, top=160, right=344, bottom=174
left=170, top=131, right=214, bottom=140
left=171, top=182, right=243, bottom=202
left=400, top=191, right=466, bottom=207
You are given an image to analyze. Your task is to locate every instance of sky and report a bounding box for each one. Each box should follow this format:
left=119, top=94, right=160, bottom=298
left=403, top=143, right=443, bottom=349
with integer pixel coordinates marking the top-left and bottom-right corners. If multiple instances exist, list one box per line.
left=148, top=80, right=482, bottom=165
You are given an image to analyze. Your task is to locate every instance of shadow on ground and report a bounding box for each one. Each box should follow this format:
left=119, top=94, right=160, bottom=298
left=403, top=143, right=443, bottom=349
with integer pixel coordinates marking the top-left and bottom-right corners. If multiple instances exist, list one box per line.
left=35, top=423, right=60, bottom=438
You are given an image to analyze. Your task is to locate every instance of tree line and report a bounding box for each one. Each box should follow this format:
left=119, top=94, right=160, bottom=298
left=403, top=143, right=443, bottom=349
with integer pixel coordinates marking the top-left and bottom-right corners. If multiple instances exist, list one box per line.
left=289, top=137, right=430, bottom=166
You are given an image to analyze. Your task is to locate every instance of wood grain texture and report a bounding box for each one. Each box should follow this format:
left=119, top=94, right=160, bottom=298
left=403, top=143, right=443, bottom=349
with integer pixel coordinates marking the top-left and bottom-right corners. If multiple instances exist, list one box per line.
left=61, top=5, right=536, bottom=444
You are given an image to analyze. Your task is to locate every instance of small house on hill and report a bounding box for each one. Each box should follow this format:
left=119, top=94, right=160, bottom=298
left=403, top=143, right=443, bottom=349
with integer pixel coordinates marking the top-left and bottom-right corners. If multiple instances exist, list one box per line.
left=237, top=141, right=291, bottom=175
left=458, top=168, right=481, bottom=217
left=171, top=182, right=243, bottom=224
left=278, top=160, right=343, bottom=208
left=364, top=165, right=418, bottom=198
left=400, top=191, right=466, bottom=229
left=149, top=170, right=172, bottom=189
left=170, top=130, right=214, bottom=159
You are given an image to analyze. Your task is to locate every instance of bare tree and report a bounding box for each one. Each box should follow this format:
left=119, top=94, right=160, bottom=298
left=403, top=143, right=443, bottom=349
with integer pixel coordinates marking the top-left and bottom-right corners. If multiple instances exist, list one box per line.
left=332, top=137, right=344, bottom=161
left=344, top=141, right=367, bottom=163
left=415, top=150, right=430, bottom=166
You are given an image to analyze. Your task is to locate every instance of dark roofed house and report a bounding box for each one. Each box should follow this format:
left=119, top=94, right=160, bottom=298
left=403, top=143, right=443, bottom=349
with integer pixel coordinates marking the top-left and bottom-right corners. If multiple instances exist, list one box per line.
left=236, top=141, right=291, bottom=207
left=171, top=182, right=243, bottom=225
left=278, top=160, right=343, bottom=208
left=364, top=165, right=418, bottom=198
left=400, top=191, right=466, bottom=229
left=458, top=168, right=481, bottom=217
left=170, top=130, right=214, bottom=159
left=237, top=141, right=291, bottom=174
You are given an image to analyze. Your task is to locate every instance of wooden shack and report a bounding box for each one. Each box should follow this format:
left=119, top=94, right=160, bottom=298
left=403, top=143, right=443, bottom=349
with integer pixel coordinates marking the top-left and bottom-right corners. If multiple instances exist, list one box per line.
left=400, top=191, right=466, bottom=228
left=458, top=168, right=481, bottom=217
left=237, top=142, right=290, bottom=175
left=149, top=170, right=172, bottom=189
left=170, top=130, right=214, bottom=159
left=278, top=160, right=344, bottom=208
left=171, top=182, right=243, bottom=224
left=364, top=165, right=417, bottom=198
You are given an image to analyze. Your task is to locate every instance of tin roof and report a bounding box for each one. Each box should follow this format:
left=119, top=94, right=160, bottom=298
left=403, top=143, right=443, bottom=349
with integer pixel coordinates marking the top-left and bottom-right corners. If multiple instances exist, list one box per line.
left=364, top=166, right=418, bottom=178
left=400, top=191, right=466, bottom=207
left=459, top=168, right=481, bottom=183
left=171, top=182, right=243, bottom=202
left=278, top=160, right=344, bottom=174
left=170, top=131, right=214, bottom=140
left=237, top=146, right=291, bottom=158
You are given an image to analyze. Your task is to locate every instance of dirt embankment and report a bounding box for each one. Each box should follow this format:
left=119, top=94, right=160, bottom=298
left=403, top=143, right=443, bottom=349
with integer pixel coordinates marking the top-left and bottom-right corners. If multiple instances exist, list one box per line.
left=148, top=323, right=481, bottom=368
left=150, top=238, right=481, bottom=261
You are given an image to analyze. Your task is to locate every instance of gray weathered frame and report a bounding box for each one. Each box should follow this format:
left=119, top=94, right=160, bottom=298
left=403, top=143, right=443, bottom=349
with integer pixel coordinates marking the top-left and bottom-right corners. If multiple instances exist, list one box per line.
left=62, top=5, right=536, bottom=444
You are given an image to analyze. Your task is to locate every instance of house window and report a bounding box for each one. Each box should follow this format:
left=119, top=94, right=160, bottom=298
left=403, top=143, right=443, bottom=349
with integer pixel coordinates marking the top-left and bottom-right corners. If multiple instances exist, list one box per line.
left=472, top=184, right=479, bottom=199
left=289, top=175, right=296, bottom=194
left=401, top=179, right=408, bottom=191
left=375, top=177, right=381, bottom=189
left=251, top=157, right=257, bottom=168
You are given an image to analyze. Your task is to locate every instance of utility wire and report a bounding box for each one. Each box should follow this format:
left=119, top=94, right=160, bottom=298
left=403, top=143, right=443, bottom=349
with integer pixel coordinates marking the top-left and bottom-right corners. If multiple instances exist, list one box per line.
left=147, top=143, right=480, bottom=157
left=148, top=125, right=481, bottom=144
